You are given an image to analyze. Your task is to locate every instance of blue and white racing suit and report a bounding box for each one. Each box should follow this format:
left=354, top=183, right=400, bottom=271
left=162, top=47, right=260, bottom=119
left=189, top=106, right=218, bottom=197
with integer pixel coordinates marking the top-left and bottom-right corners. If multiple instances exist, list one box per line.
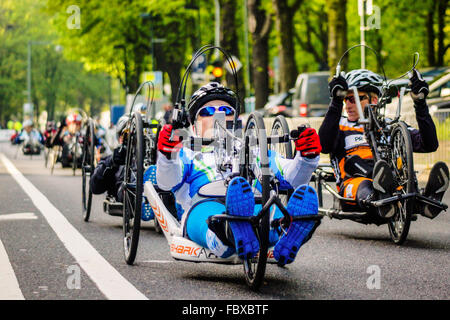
left=156, top=146, right=319, bottom=253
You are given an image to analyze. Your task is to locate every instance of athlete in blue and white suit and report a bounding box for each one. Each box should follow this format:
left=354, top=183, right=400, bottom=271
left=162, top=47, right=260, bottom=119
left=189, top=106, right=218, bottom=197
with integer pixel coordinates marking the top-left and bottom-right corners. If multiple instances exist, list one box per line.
left=156, top=83, right=322, bottom=265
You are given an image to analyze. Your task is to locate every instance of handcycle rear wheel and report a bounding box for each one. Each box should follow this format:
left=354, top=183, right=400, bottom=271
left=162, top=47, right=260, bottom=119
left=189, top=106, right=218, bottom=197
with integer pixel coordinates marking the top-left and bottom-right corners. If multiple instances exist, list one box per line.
left=123, top=112, right=144, bottom=264
left=242, top=111, right=271, bottom=290
left=82, top=118, right=95, bottom=222
left=387, top=121, right=416, bottom=245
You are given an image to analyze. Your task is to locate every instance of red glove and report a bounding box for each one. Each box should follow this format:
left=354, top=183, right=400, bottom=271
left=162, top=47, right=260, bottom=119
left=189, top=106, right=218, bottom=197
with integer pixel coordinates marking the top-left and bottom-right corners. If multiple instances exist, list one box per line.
left=158, top=124, right=182, bottom=159
left=294, top=127, right=322, bottom=158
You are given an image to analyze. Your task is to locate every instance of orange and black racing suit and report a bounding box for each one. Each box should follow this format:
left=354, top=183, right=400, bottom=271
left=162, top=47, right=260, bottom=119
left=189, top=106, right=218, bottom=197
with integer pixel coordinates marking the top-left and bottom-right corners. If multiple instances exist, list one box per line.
left=318, top=98, right=439, bottom=213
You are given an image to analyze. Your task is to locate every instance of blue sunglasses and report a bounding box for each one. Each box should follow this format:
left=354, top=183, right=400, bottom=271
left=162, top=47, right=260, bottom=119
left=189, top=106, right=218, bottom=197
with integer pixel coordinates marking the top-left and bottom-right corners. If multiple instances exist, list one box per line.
left=197, top=105, right=235, bottom=117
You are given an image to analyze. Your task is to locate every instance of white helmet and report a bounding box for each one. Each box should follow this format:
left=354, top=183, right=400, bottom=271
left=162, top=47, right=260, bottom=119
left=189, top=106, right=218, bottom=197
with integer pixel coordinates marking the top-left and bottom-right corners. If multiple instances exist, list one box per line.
left=116, top=114, right=130, bottom=138
left=345, top=69, right=383, bottom=96
left=23, top=119, right=33, bottom=127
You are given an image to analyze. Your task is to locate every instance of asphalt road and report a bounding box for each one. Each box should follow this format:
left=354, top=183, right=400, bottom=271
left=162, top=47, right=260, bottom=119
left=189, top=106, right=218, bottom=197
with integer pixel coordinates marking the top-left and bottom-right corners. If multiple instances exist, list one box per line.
left=0, top=141, right=449, bottom=301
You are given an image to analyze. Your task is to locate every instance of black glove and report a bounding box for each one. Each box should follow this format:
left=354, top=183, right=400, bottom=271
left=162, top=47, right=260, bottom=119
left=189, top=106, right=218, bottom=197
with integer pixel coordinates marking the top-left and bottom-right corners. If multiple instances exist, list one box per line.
left=112, top=144, right=127, bottom=167
left=329, top=75, right=348, bottom=100
left=409, top=69, right=429, bottom=102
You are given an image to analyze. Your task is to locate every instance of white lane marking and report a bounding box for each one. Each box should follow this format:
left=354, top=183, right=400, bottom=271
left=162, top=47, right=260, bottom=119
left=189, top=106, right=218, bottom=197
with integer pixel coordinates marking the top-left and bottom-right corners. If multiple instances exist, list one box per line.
left=0, top=239, right=25, bottom=300
left=142, top=260, right=174, bottom=264
left=0, top=212, right=38, bottom=221
left=0, top=153, right=147, bottom=300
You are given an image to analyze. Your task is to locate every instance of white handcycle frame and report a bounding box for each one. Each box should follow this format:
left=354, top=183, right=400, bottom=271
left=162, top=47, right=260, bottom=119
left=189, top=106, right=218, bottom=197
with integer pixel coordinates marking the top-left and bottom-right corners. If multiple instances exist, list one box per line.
left=143, top=181, right=278, bottom=264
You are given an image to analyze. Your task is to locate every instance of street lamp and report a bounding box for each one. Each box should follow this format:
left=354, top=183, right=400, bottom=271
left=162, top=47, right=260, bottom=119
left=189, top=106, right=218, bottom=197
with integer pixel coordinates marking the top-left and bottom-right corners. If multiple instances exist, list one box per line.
left=26, top=41, right=63, bottom=119
left=358, top=0, right=373, bottom=69
left=242, top=0, right=250, bottom=97
left=214, top=0, right=220, bottom=59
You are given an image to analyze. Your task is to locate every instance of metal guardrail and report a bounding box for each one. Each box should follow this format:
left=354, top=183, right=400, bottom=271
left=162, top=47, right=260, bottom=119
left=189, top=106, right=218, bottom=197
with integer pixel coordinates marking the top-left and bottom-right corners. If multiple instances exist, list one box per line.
left=404, top=109, right=450, bottom=170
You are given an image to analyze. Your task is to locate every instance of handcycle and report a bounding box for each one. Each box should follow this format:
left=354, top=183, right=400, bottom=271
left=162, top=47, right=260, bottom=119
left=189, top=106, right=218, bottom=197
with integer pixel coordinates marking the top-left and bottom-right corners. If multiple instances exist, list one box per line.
left=313, top=45, right=448, bottom=245
left=43, top=121, right=57, bottom=168
left=81, top=81, right=161, bottom=228
left=121, top=45, right=322, bottom=290
left=14, top=135, right=43, bottom=159
left=48, top=110, right=86, bottom=175
left=68, top=131, right=83, bottom=176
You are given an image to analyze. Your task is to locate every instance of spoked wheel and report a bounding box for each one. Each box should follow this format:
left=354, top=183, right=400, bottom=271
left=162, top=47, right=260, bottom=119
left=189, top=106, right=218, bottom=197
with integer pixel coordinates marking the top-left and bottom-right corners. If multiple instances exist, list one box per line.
left=269, top=115, right=293, bottom=205
left=123, top=112, right=144, bottom=265
left=242, top=111, right=271, bottom=290
left=82, top=119, right=95, bottom=222
left=387, top=121, right=416, bottom=245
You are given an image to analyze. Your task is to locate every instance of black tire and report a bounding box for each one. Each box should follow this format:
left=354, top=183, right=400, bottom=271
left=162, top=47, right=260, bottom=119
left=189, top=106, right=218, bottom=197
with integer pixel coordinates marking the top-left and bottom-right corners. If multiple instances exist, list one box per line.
left=387, top=121, right=415, bottom=245
left=269, top=115, right=293, bottom=205
left=123, top=112, right=144, bottom=265
left=82, top=119, right=95, bottom=222
left=242, top=111, right=270, bottom=290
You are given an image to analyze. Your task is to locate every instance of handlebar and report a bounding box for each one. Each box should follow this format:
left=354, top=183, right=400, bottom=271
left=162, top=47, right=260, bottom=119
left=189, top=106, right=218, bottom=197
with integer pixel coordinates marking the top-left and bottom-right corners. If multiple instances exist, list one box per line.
left=335, top=64, right=347, bottom=98
left=289, top=124, right=309, bottom=139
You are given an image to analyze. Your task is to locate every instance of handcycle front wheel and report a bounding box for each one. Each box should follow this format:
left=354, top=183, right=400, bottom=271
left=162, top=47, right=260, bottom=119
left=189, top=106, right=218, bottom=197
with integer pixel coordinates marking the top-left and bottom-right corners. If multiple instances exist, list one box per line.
left=82, top=118, right=95, bottom=222
left=269, top=115, right=293, bottom=205
left=123, top=112, right=144, bottom=265
left=242, top=111, right=271, bottom=290
left=387, top=121, right=416, bottom=245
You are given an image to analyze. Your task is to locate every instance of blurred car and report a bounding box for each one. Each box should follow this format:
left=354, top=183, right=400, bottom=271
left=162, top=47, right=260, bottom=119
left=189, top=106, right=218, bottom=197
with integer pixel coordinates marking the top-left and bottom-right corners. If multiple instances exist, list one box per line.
left=385, top=67, right=449, bottom=91
left=263, top=88, right=295, bottom=117
left=386, top=71, right=450, bottom=118
left=292, top=71, right=330, bottom=117
left=429, top=100, right=450, bottom=123
left=422, top=66, right=450, bottom=79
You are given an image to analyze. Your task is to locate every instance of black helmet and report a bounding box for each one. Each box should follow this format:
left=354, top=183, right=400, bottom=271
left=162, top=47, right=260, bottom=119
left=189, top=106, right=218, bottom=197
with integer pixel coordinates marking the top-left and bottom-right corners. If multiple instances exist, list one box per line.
left=187, top=82, right=237, bottom=123
left=345, top=69, right=383, bottom=96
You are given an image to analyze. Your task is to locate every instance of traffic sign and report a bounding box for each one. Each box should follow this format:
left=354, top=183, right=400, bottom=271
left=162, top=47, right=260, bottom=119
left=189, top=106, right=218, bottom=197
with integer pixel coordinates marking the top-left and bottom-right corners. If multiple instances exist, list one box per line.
left=192, top=53, right=207, bottom=73
left=225, top=55, right=242, bottom=73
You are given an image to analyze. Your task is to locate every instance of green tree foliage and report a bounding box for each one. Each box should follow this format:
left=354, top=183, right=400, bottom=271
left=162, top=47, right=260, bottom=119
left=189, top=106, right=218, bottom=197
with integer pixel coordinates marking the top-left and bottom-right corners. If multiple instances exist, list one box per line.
left=0, top=0, right=110, bottom=127
left=1, top=0, right=449, bottom=121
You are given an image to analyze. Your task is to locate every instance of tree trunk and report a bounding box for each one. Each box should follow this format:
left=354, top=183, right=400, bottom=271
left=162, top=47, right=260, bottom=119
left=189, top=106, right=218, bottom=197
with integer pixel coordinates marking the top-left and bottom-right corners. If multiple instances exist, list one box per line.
left=295, top=3, right=329, bottom=71
left=327, top=0, right=348, bottom=76
left=273, top=0, right=301, bottom=92
left=437, top=0, right=449, bottom=66
left=426, top=4, right=436, bottom=66
left=153, top=43, right=183, bottom=105
left=219, top=0, right=246, bottom=112
left=248, top=0, right=271, bottom=110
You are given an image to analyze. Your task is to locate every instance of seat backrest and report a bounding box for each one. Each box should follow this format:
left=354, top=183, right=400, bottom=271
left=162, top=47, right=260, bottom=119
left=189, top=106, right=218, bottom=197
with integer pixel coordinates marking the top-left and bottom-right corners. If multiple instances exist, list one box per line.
left=143, top=165, right=180, bottom=221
